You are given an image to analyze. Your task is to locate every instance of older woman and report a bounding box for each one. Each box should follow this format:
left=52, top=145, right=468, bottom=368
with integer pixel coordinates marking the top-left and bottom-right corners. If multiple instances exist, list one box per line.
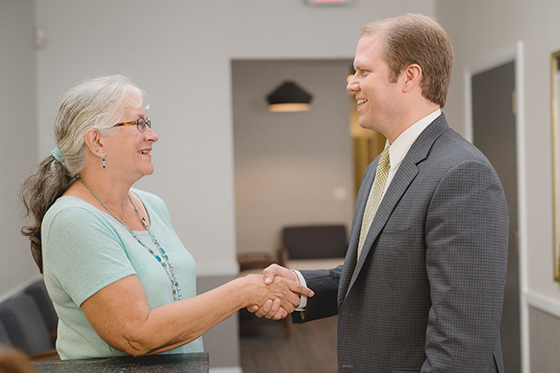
left=19, top=75, right=312, bottom=359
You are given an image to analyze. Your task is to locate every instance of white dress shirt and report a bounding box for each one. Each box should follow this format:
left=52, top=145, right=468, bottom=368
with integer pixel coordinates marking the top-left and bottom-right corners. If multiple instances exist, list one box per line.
left=383, top=108, right=442, bottom=195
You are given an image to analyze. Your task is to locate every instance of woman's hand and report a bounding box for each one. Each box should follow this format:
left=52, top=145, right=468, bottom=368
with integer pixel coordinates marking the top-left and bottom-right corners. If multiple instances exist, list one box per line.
left=241, top=274, right=312, bottom=316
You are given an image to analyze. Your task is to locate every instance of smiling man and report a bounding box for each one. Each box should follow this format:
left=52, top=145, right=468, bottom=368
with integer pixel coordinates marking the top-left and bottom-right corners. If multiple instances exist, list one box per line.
left=251, top=13, right=509, bottom=372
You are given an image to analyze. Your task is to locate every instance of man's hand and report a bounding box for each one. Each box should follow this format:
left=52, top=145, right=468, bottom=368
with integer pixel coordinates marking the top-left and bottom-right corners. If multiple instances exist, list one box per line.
left=247, top=264, right=311, bottom=320
left=262, top=264, right=299, bottom=285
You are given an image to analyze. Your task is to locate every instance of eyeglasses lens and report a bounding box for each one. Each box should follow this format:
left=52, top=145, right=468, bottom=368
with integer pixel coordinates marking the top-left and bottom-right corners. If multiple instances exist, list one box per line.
left=136, top=118, right=151, bottom=132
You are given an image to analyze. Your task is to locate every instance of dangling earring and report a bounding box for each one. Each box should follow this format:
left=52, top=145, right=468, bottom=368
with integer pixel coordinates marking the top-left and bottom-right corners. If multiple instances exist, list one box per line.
left=101, top=153, right=107, bottom=169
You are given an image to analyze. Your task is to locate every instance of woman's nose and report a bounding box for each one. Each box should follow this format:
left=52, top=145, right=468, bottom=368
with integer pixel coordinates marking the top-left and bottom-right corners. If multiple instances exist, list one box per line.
left=145, top=127, right=159, bottom=142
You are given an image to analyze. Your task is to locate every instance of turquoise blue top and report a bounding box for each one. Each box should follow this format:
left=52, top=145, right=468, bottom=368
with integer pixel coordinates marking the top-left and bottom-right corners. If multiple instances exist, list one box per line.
left=42, top=188, right=203, bottom=359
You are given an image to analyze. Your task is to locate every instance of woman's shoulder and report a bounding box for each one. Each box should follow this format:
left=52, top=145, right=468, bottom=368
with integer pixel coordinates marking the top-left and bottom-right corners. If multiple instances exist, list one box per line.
left=44, top=196, right=98, bottom=222
left=41, top=196, right=116, bottom=244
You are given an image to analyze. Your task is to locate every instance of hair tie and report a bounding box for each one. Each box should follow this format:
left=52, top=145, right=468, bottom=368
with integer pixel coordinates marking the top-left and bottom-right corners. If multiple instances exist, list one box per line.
left=51, top=147, right=65, bottom=163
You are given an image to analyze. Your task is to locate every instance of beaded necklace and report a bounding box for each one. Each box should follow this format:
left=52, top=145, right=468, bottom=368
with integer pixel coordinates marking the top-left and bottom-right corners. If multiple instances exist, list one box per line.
left=78, top=177, right=182, bottom=301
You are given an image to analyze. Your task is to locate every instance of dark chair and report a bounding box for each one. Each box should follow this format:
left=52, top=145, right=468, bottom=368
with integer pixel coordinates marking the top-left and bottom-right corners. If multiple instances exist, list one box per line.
left=237, top=251, right=283, bottom=272
left=24, top=280, right=58, bottom=341
left=281, top=224, right=348, bottom=261
left=0, top=293, right=59, bottom=360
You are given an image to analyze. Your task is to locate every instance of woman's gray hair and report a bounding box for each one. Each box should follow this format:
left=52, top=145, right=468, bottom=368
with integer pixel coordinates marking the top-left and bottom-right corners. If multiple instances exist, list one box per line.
left=56, top=75, right=146, bottom=176
left=19, top=75, right=146, bottom=272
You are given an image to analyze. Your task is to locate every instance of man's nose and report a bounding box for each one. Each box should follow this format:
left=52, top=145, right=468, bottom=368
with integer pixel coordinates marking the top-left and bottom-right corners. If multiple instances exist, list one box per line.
left=347, top=76, right=359, bottom=93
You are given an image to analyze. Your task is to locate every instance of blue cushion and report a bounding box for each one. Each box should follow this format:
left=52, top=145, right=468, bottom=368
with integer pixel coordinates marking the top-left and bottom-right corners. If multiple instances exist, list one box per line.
left=24, top=280, right=58, bottom=331
left=0, top=318, right=11, bottom=346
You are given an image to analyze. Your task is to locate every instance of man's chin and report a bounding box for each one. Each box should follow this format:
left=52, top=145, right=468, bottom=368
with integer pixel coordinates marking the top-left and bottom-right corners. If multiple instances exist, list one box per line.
left=358, top=119, right=374, bottom=131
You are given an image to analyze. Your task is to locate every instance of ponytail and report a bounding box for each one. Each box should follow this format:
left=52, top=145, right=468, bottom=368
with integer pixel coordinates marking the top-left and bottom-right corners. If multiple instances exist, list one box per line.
left=19, top=154, right=76, bottom=272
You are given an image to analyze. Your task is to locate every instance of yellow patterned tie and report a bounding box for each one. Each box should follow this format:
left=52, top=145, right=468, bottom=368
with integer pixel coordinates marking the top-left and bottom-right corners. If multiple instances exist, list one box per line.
left=357, top=147, right=390, bottom=259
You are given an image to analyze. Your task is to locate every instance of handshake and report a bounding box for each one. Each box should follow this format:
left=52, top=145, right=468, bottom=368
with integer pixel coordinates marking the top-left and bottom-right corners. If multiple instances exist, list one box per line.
left=242, top=264, right=314, bottom=320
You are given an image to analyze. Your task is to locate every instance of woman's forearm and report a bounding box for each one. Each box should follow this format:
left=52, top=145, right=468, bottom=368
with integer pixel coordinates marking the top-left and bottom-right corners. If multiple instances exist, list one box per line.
left=128, top=277, right=258, bottom=355
left=80, top=274, right=309, bottom=356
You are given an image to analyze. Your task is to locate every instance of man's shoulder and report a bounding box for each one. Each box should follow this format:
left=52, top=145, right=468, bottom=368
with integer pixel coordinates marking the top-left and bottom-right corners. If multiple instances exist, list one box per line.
left=437, top=128, right=489, bottom=162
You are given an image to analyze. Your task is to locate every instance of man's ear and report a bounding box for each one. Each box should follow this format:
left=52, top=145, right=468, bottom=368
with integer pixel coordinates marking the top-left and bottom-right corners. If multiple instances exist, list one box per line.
left=83, top=128, right=105, bottom=157
left=402, top=64, right=423, bottom=93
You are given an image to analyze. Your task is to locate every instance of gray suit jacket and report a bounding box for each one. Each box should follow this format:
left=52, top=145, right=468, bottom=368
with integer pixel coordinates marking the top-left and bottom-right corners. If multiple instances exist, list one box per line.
left=293, top=114, right=508, bottom=372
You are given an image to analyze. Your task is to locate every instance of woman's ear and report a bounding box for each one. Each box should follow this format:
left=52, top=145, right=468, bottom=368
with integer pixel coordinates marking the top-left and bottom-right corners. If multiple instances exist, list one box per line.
left=83, top=129, right=105, bottom=157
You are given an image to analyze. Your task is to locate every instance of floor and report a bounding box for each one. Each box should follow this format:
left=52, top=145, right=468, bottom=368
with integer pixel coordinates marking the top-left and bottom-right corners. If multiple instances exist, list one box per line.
left=239, top=312, right=338, bottom=373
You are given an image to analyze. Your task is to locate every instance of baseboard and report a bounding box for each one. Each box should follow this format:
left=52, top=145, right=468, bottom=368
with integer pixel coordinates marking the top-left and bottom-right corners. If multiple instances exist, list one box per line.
left=210, top=367, right=242, bottom=373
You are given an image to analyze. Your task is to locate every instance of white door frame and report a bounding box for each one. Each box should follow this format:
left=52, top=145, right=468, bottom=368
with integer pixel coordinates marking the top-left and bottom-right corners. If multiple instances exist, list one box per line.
left=465, top=41, right=528, bottom=373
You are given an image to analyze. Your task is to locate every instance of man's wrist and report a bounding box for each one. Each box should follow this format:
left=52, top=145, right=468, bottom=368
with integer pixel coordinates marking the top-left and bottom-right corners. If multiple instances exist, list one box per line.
left=292, top=269, right=307, bottom=311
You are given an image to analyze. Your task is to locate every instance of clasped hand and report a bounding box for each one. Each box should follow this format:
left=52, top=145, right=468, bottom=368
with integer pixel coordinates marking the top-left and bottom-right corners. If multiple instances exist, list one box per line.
left=247, top=264, right=313, bottom=320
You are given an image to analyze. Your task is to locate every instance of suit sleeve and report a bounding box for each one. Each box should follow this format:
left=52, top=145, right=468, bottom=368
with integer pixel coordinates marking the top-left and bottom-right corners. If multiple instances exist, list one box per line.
left=422, top=159, right=508, bottom=372
left=292, top=266, right=343, bottom=323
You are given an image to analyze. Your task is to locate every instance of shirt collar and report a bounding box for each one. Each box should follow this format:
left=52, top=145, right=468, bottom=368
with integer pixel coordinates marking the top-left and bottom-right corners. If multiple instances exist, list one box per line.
left=386, top=109, right=441, bottom=171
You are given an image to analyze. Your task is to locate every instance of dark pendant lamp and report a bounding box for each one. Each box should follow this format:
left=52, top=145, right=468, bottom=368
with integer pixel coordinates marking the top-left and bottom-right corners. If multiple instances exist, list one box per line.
left=266, top=81, right=313, bottom=112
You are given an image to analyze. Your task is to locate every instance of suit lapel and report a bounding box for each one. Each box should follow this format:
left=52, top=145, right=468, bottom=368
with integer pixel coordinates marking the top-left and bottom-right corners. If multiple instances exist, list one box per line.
left=337, top=162, right=375, bottom=306
left=339, top=114, right=450, bottom=303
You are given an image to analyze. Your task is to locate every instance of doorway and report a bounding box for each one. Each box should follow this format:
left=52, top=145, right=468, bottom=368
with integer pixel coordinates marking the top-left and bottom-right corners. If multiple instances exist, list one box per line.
left=471, top=61, right=520, bottom=372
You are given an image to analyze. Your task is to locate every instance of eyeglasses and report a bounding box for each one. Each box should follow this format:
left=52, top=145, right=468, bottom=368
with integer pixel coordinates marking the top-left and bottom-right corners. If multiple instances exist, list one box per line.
left=112, top=117, right=151, bottom=132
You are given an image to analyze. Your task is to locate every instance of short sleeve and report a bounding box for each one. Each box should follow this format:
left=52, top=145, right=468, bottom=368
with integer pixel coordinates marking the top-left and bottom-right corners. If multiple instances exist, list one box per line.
left=43, top=203, right=137, bottom=306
